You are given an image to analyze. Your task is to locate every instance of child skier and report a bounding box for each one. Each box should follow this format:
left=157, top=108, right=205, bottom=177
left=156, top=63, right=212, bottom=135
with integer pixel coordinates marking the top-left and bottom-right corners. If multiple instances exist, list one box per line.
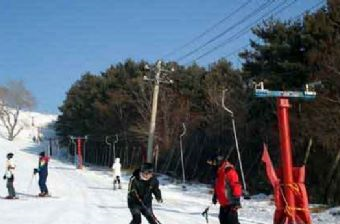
left=212, top=157, right=242, bottom=224
left=128, top=162, right=163, bottom=224
left=33, top=151, right=50, bottom=197
left=3, top=153, right=16, bottom=199
left=112, top=157, right=122, bottom=190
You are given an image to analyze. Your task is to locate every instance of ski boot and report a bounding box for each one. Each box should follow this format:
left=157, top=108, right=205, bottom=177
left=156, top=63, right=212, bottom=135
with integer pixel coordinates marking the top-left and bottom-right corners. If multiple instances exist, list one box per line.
left=38, top=192, right=49, bottom=197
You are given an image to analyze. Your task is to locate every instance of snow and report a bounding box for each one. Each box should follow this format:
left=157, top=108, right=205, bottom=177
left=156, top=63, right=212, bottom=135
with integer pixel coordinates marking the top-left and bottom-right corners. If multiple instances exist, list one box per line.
left=0, top=110, right=339, bottom=224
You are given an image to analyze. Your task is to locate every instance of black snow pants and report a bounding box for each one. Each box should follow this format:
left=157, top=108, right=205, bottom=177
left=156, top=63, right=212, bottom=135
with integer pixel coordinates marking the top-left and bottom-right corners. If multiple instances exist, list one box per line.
left=219, top=205, right=240, bottom=224
left=129, top=205, right=158, bottom=224
left=6, top=176, right=16, bottom=197
left=114, top=176, right=121, bottom=185
left=38, top=173, right=48, bottom=194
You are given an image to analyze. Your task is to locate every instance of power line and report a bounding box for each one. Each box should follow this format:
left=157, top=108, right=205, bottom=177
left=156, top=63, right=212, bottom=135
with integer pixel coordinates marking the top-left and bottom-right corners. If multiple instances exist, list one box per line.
left=219, top=0, right=326, bottom=63
left=188, top=0, right=326, bottom=65
left=163, top=1, right=252, bottom=58
left=225, top=43, right=251, bottom=59
left=291, top=0, right=326, bottom=21
left=186, top=0, right=301, bottom=64
left=176, top=0, right=275, bottom=62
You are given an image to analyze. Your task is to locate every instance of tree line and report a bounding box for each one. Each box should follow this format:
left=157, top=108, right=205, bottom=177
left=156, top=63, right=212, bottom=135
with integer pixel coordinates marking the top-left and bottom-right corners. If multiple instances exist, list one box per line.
left=56, top=0, right=340, bottom=205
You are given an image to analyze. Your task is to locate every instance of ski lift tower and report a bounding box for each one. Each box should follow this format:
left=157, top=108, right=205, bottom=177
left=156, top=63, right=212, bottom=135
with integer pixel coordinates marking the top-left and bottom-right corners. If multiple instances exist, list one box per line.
left=255, top=82, right=315, bottom=224
left=70, top=136, right=88, bottom=169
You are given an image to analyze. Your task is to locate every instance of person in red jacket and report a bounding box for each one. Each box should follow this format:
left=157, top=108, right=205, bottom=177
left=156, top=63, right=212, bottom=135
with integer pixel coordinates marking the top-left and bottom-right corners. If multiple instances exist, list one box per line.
left=212, top=157, right=242, bottom=224
left=33, top=151, right=50, bottom=196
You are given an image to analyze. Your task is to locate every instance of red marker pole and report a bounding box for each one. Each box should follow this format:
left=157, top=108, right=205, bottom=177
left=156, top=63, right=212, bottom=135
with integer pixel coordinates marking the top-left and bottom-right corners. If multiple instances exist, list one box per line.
left=77, top=138, right=83, bottom=169
left=277, top=98, right=295, bottom=223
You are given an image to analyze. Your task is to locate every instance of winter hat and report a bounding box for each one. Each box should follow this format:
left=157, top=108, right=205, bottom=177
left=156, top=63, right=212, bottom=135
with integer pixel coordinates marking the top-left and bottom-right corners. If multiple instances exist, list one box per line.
left=141, top=162, right=154, bottom=173
left=216, top=155, right=225, bottom=166
left=6, top=153, right=14, bottom=159
left=39, top=151, right=45, bottom=157
left=216, top=155, right=224, bottom=161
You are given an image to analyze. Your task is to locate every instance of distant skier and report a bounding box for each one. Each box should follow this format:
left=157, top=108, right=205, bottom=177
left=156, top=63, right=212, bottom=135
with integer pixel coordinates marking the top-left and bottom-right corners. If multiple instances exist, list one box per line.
left=112, top=157, right=122, bottom=190
left=128, top=162, right=163, bottom=224
left=34, top=151, right=50, bottom=197
left=212, top=157, right=242, bottom=224
left=3, top=153, right=16, bottom=199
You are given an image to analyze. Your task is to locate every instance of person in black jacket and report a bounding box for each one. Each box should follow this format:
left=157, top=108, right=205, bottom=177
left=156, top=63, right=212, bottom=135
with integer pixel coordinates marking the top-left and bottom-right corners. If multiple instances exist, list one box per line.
left=128, top=163, right=163, bottom=224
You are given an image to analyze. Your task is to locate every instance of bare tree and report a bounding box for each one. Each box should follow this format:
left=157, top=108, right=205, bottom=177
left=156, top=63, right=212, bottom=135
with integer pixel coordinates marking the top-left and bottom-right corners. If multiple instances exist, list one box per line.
left=0, top=80, right=35, bottom=141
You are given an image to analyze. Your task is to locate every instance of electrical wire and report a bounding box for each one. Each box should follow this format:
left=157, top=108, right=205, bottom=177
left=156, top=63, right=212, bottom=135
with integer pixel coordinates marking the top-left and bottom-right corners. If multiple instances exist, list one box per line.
left=186, top=0, right=300, bottom=64
left=163, top=1, right=252, bottom=58
left=176, top=0, right=275, bottom=62
left=216, top=0, right=326, bottom=65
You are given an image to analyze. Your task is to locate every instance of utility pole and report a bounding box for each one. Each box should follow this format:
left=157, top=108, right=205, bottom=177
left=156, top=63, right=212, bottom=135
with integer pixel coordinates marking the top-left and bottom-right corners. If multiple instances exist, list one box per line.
left=144, top=60, right=174, bottom=163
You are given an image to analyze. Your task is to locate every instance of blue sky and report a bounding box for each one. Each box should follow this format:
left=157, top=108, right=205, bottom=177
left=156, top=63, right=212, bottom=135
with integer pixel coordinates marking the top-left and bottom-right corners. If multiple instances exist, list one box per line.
left=0, top=0, right=325, bottom=114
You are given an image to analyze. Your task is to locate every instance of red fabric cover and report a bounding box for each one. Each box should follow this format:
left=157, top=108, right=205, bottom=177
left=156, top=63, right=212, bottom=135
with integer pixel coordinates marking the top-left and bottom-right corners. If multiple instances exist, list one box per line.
left=214, top=161, right=242, bottom=206
left=40, top=156, right=49, bottom=163
left=262, top=144, right=312, bottom=224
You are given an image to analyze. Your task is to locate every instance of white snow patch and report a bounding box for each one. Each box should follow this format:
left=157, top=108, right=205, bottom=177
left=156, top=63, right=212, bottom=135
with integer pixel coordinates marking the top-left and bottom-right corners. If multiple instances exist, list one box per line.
left=0, top=110, right=338, bottom=224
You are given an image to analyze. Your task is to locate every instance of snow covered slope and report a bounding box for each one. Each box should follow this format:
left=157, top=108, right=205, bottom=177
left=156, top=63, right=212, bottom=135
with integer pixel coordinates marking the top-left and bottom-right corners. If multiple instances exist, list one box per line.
left=0, top=111, right=339, bottom=224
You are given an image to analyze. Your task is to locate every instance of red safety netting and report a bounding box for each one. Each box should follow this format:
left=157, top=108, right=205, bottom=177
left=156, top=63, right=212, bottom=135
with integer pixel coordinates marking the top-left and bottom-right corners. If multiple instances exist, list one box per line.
left=262, top=144, right=312, bottom=224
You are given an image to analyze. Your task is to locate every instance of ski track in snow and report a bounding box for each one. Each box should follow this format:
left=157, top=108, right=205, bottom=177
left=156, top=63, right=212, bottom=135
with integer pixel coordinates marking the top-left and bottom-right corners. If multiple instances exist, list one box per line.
left=0, top=112, right=339, bottom=224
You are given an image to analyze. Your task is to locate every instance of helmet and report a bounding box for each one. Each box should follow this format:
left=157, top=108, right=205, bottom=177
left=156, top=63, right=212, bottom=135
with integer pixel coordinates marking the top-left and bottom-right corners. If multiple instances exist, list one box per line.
left=39, top=151, right=45, bottom=157
left=115, top=158, right=120, bottom=163
left=140, top=163, right=154, bottom=173
left=6, top=153, right=14, bottom=159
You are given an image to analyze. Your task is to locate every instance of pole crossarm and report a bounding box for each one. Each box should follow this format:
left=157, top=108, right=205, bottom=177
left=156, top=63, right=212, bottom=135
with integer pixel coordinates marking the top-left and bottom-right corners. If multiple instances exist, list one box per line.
left=69, top=135, right=88, bottom=140
left=254, top=82, right=316, bottom=99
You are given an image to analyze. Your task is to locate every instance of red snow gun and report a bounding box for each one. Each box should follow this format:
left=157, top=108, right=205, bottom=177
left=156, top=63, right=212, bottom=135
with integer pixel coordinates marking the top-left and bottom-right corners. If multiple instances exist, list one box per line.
left=255, top=82, right=315, bottom=224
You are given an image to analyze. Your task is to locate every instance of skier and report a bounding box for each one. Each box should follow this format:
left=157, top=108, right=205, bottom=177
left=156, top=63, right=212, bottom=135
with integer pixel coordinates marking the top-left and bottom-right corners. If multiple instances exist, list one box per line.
left=33, top=151, right=50, bottom=197
left=207, top=154, right=221, bottom=188
left=3, top=153, right=16, bottom=199
left=128, top=162, right=163, bottom=224
left=112, top=157, right=122, bottom=190
left=212, top=157, right=242, bottom=224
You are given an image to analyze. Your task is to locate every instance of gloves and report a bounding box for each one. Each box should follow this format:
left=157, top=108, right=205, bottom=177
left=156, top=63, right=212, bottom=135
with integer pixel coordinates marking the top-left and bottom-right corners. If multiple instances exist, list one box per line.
left=3, top=175, right=6, bottom=180
left=157, top=198, right=163, bottom=203
left=212, top=194, right=217, bottom=205
left=231, top=198, right=241, bottom=210
left=33, top=168, right=38, bottom=174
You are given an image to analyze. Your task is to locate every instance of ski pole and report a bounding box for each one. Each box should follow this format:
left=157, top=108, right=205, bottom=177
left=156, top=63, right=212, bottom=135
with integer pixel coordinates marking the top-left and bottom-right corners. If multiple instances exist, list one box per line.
left=26, top=173, right=35, bottom=194
left=201, top=206, right=210, bottom=223
left=133, top=191, right=162, bottom=224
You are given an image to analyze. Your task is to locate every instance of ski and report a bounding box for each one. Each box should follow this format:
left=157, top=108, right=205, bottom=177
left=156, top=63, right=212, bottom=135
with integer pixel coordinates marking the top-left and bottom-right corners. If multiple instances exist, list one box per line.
left=0, top=196, right=22, bottom=200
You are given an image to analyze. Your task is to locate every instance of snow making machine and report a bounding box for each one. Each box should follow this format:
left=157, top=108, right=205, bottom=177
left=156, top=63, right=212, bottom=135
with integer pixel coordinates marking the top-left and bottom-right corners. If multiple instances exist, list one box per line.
left=254, top=82, right=316, bottom=224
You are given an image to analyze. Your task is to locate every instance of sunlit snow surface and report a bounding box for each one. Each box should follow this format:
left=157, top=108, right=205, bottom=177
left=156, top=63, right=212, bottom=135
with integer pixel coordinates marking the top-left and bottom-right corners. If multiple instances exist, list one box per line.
left=0, top=111, right=339, bottom=224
